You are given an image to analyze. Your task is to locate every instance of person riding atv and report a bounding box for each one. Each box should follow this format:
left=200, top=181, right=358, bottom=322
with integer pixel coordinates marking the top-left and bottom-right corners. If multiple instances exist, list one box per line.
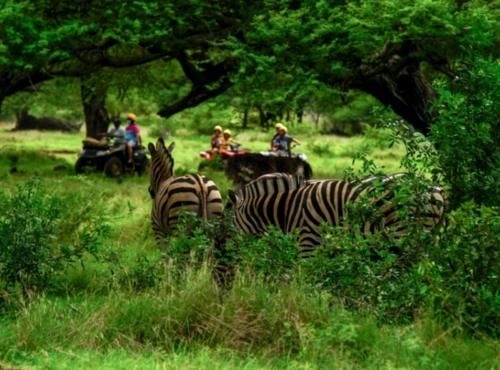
left=105, top=116, right=126, bottom=144
left=200, top=126, right=247, bottom=160
left=75, top=114, right=149, bottom=177
left=220, top=129, right=242, bottom=153
left=271, top=126, right=301, bottom=158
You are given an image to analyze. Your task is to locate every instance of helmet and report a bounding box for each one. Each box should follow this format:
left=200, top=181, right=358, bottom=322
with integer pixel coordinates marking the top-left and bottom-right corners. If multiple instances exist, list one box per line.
left=275, top=123, right=284, bottom=130
left=223, top=129, right=232, bottom=136
left=127, top=113, right=137, bottom=121
left=214, top=125, right=223, bottom=132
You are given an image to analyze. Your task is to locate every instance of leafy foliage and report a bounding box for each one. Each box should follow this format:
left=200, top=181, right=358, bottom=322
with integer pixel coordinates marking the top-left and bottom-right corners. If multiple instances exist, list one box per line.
left=0, top=179, right=109, bottom=298
left=431, top=57, right=500, bottom=207
left=426, top=203, right=499, bottom=336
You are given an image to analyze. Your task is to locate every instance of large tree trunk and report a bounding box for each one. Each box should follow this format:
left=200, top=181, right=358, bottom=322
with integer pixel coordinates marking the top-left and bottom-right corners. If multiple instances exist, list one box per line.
left=358, top=68, right=436, bottom=135
left=351, top=45, right=438, bottom=136
left=80, top=76, right=109, bottom=138
left=14, top=110, right=82, bottom=132
left=242, top=108, right=249, bottom=129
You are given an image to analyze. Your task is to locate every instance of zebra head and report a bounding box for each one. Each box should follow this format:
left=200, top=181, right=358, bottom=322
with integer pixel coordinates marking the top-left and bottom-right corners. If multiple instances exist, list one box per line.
left=148, top=138, right=176, bottom=199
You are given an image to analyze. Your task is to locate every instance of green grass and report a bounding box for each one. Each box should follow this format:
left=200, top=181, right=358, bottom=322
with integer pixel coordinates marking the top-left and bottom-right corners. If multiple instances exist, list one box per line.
left=0, top=121, right=403, bottom=195
left=0, top=121, right=498, bottom=369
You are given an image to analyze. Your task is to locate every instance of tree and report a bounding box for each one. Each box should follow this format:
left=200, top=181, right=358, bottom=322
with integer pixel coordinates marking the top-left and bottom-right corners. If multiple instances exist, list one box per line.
left=0, top=0, right=497, bottom=134
left=229, top=0, right=498, bottom=134
left=0, top=0, right=243, bottom=130
left=80, top=75, right=109, bottom=138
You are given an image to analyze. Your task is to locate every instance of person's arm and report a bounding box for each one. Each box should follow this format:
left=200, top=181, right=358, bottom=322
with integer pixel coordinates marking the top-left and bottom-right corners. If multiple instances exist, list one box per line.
left=292, top=137, right=301, bottom=145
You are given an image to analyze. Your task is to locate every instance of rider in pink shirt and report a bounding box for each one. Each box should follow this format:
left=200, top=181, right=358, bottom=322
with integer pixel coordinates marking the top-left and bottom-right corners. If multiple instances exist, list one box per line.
left=124, top=113, right=141, bottom=163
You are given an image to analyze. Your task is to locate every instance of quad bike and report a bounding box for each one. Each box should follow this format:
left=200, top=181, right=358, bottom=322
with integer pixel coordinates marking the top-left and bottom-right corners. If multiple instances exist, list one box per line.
left=198, top=144, right=249, bottom=171
left=75, top=138, right=149, bottom=178
left=260, top=143, right=308, bottom=162
left=199, top=143, right=249, bottom=160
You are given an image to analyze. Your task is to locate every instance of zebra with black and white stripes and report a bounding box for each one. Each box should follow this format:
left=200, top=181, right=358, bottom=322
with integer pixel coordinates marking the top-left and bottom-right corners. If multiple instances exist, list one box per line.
left=148, top=138, right=223, bottom=250
left=228, top=173, right=446, bottom=256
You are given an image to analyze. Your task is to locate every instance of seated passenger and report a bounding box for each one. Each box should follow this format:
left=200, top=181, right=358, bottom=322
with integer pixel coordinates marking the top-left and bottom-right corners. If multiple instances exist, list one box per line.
left=220, top=129, right=240, bottom=151
left=107, top=116, right=126, bottom=144
left=270, top=123, right=284, bottom=150
left=272, top=126, right=301, bottom=157
left=125, top=113, right=141, bottom=163
left=211, top=125, right=223, bottom=153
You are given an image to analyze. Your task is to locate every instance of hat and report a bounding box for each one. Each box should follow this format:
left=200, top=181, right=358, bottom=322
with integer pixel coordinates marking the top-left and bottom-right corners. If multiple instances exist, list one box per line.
left=275, top=123, right=284, bottom=130
left=214, top=125, right=223, bottom=132
left=223, top=129, right=232, bottom=136
left=279, top=126, right=288, bottom=134
left=127, top=113, right=137, bottom=121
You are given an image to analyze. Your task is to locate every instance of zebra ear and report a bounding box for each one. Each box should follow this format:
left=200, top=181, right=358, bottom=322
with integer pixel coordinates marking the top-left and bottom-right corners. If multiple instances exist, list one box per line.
left=148, top=143, right=156, bottom=155
left=158, top=137, right=165, bottom=148
left=167, top=142, right=175, bottom=153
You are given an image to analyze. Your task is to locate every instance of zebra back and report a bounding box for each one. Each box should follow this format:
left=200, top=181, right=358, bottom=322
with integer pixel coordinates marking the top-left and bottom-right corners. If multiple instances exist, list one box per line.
left=230, top=173, right=446, bottom=256
left=152, top=174, right=223, bottom=242
left=148, top=138, right=223, bottom=250
left=228, top=173, right=306, bottom=235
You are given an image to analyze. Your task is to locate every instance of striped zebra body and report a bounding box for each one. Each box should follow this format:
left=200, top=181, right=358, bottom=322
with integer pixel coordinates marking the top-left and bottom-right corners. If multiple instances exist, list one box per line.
left=229, top=173, right=445, bottom=256
left=148, top=138, right=223, bottom=249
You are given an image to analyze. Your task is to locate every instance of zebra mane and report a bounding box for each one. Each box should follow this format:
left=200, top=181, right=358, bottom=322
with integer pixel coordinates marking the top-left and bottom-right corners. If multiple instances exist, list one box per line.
left=239, top=173, right=306, bottom=198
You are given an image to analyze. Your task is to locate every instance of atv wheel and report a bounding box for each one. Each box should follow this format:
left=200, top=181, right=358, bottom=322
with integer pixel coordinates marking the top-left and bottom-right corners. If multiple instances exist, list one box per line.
left=104, top=157, right=124, bottom=178
left=75, top=157, right=85, bottom=174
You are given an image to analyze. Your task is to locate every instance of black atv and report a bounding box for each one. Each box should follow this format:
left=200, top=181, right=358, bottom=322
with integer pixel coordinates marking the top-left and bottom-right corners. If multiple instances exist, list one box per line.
left=75, top=139, right=149, bottom=178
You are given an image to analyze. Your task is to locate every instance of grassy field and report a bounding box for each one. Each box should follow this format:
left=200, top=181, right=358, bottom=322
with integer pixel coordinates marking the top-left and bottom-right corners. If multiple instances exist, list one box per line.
left=0, top=122, right=498, bottom=369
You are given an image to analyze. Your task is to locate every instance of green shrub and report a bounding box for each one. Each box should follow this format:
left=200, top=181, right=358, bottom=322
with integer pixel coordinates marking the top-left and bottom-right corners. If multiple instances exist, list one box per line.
left=302, top=201, right=499, bottom=337
left=165, top=212, right=214, bottom=271
left=229, top=227, right=299, bottom=281
left=303, top=225, right=430, bottom=324
left=431, top=57, right=500, bottom=208
left=118, top=254, right=165, bottom=292
left=426, top=203, right=499, bottom=336
left=0, top=179, right=110, bottom=299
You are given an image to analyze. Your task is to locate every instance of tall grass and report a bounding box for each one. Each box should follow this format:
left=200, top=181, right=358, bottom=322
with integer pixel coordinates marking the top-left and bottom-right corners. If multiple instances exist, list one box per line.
left=1, top=264, right=498, bottom=369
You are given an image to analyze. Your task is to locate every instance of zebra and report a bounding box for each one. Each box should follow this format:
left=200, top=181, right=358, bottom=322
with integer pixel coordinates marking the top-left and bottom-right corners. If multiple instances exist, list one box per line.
left=148, top=138, right=223, bottom=250
left=227, top=173, right=446, bottom=256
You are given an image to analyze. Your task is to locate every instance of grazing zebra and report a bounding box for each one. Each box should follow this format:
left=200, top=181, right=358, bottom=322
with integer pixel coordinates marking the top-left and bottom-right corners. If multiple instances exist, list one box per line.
left=228, top=173, right=446, bottom=256
left=148, top=138, right=223, bottom=250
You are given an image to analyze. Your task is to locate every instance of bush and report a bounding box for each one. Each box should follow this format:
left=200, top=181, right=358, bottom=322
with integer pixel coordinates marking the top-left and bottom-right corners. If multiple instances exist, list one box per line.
left=165, top=212, right=215, bottom=271
left=426, top=203, right=499, bottom=336
left=229, top=227, right=299, bottom=281
left=302, top=201, right=499, bottom=337
left=303, top=225, right=431, bottom=324
left=431, top=57, right=500, bottom=208
left=0, top=179, right=110, bottom=299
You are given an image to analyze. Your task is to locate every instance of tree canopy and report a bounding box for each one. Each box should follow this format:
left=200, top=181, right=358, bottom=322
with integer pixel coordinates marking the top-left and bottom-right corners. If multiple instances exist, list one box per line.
left=0, top=0, right=497, bottom=134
